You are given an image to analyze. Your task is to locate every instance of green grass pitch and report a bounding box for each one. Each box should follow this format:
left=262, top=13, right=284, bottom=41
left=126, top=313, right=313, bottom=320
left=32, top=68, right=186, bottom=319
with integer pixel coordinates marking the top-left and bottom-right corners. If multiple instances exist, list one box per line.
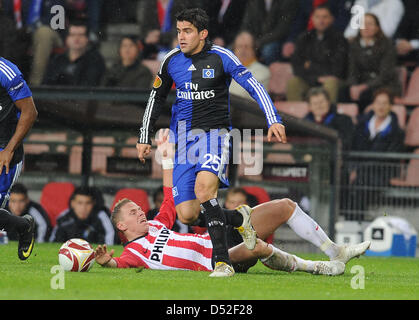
left=0, top=242, right=418, bottom=300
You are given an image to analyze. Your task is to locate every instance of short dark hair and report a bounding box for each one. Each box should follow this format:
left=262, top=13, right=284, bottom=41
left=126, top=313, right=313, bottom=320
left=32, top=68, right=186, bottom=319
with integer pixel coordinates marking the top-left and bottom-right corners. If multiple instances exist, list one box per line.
left=306, top=87, right=331, bottom=103
left=68, top=20, right=89, bottom=37
left=175, top=8, right=209, bottom=32
left=70, top=186, right=95, bottom=203
left=10, top=183, right=28, bottom=196
left=313, top=4, right=334, bottom=16
left=373, top=87, right=394, bottom=104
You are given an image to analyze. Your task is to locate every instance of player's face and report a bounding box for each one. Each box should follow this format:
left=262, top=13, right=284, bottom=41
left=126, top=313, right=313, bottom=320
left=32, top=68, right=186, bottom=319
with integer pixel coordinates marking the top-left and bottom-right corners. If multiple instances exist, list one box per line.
left=8, top=193, right=29, bottom=216
left=309, top=93, right=330, bottom=119
left=176, top=21, right=207, bottom=55
left=372, top=93, right=392, bottom=119
left=71, top=195, right=95, bottom=221
left=225, top=192, right=248, bottom=210
left=119, top=202, right=149, bottom=236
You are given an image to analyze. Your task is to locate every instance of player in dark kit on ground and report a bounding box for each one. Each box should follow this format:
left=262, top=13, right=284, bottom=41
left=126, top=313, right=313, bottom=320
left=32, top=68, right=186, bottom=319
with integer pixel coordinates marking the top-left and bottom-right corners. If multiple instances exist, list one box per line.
left=136, top=8, right=287, bottom=277
left=0, top=57, right=38, bottom=260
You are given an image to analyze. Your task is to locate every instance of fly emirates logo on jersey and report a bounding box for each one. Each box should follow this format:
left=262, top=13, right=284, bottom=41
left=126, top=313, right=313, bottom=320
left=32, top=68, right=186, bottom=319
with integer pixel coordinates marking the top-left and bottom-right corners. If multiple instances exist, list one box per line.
left=176, top=82, right=215, bottom=100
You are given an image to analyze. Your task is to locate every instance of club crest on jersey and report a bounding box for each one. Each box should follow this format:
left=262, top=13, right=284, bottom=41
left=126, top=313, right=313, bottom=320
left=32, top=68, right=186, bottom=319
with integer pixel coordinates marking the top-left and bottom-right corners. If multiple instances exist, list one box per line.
left=153, top=75, right=162, bottom=88
left=202, top=69, right=214, bottom=78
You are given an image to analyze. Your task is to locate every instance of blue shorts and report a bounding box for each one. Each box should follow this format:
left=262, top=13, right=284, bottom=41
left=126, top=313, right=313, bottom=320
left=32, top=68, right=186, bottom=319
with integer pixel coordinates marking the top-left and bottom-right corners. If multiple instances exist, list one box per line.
left=172, top=129, right=231, bottom=206
left=0, top=160, right=23, bottom=208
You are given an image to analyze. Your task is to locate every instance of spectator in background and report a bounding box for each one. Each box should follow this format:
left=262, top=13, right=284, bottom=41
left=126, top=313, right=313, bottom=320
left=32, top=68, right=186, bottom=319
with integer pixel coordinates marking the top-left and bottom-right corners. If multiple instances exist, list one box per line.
left=224, top=187, right=259, bottom=211
left=65, top=0, right=104, bottom=43
left=2, top=0, right=66, bottom=84
left=42, top=20, right=106, bottom=86
left=147, top=185, right=193, bottom=234
left=344, top=0, right=404, bottom=39
left=394, top=0, right=419, bottom=68
left=305, top=87, right=355, bottom=151
left=102, top=35, right=153, bottom=88
left=137, top=0, right=205, bottom=54
left=0, top=1, right=18, bottom=62
left=6, top=183, right=52, bottom=243
left=281, top=0, right=355, bottom=60
left=287, top=5, right=348, bottom=103
left=205, top=0, right=248, bottom=47
left=49, top=186, right=116, bottom=244
left=229, top=31, right=270, bottom=100
left=240, top=0, right=299, bottom=65
left=339, top=13, right=401, bottom=113
left=347, top=88, right=405, bottom=219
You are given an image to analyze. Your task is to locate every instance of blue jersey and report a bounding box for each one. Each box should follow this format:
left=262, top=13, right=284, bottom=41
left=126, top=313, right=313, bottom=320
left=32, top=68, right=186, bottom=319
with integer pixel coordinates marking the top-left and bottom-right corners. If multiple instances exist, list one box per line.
left=138, top=42, right=282, bottom=145
left=0, top=57, right=33, bottom=164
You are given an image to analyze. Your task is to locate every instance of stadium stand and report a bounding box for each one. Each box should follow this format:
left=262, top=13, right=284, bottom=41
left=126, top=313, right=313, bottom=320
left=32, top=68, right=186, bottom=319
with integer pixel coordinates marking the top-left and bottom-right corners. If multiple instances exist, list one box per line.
left=274, top=101, right=309, bottom=118
left=40, top=182, right=75, bottom=226
left=395, top=67, right=419, bottom=106
left=111, top=188, right=150, bottom=214
left=337, top=103, right=359, bottom=124
left=268, top=62, right=294, bottom=101
left=404, top=107, right=419, bottom=147
left=390, top=148, right=419, bottom=187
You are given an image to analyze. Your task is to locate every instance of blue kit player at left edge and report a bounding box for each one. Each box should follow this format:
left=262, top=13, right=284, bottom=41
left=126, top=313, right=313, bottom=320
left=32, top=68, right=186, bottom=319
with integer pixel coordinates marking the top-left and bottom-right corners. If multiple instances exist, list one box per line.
left=0, top=57, right=38, bottom=260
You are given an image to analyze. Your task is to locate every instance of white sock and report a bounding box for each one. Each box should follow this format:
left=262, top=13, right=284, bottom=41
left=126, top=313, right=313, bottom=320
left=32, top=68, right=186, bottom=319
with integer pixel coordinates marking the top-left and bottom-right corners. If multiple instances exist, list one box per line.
left=293, top=255, right=316, bottom=272
left=260, top=245, right=315, bottom=273
left=286, top=204, right=339, bottom=259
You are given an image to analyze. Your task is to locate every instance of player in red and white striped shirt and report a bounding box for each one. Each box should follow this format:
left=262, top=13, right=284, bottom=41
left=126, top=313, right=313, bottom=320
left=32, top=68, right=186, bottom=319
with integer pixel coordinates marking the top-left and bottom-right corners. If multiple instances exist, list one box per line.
left=94, top=130, right=369, bottom=275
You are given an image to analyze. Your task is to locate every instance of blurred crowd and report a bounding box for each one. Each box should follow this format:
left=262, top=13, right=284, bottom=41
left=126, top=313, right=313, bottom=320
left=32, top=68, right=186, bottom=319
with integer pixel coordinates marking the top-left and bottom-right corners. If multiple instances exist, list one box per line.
left=1, top=0, right=418, bottom=216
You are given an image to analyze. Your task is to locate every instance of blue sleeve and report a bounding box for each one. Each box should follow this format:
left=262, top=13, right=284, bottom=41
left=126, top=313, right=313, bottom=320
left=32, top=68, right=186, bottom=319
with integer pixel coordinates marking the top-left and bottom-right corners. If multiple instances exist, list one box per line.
left=0, top=59, right=32, bottom=102
left=212, top=46, right=282, bottom=127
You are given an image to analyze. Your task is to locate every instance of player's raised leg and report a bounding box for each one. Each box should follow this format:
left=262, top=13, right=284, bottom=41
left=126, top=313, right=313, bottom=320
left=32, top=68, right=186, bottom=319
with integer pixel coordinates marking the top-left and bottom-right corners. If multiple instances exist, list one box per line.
left=249, top=198, right=370, bottom=263
left=228, top=239, right=345, bottom=276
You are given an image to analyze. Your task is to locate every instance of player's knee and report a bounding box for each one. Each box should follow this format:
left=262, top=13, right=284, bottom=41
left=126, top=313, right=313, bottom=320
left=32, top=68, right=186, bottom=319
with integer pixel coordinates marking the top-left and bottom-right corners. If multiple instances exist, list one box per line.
left=273, top=198, right=296, bottom=218
left=194, top=182, right=217, bottom=203
left=177, top=207, right=199, bottom=225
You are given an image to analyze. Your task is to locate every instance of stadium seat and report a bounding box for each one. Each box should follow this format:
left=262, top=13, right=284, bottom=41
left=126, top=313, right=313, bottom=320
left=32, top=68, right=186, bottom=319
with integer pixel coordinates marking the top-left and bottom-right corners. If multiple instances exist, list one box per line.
left=70, top=136, right=116, bottom=174
left=397, top=66, right=408, bottom=97
left=404, top=107, right=419, bottom=147
left=40, top=182, right=75, bottom=226
left=395, top=67, right=419, bottom=106
left=111, top=188, right=150, bottom=214
left=268, top=62, right=293, bottom=100
left=242, top=186, right=271, bottom=204
left=390, top=149, right=419, bottom=187
left=391, top=105, right=407, bottom=130
left=24, top=132, right=68, bottom=154
left=274, top=101, right=309, bottom=118
left=337, top=103, right=359, bottom=124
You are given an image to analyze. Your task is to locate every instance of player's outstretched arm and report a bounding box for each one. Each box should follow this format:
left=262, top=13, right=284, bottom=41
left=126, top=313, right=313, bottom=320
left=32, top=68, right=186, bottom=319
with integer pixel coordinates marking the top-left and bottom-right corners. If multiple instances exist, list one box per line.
left=94, top=244, right=117, bottom=268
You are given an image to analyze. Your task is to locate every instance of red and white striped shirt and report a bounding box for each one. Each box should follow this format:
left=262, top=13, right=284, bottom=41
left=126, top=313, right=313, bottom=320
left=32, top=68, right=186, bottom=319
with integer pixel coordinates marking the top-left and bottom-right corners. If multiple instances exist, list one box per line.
left=113, top=187, right=214, bottom=271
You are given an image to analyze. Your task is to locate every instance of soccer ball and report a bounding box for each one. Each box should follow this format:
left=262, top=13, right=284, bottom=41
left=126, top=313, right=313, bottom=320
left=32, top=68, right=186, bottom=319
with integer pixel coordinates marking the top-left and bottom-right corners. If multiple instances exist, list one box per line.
left=58, top=238, right=95, bottom=272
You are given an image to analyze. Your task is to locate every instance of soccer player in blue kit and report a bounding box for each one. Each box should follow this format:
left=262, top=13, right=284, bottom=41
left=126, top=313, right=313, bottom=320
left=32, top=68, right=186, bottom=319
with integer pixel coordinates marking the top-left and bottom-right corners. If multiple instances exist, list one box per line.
left=137, top=9, right=287, bottom=277
left=0, top=57, right=38, bottom=260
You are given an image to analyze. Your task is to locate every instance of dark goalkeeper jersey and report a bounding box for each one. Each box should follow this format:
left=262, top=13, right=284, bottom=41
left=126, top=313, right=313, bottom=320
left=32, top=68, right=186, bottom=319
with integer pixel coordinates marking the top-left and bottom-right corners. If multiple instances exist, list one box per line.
left=138, top=42, right=282, bottom=145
